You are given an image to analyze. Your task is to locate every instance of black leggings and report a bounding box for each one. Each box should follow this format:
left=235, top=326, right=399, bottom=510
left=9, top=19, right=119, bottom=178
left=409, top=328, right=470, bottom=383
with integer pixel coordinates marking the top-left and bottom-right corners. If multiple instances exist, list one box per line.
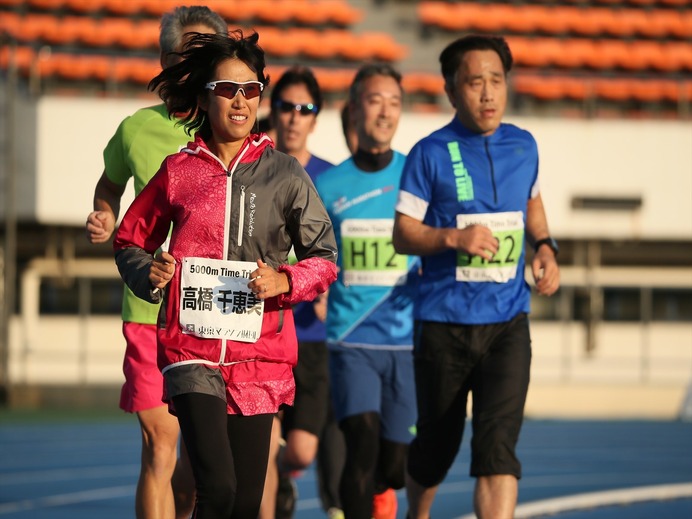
left=339, top=412, right=409, bottom=519
left=172, top=393, right=274, bottom=519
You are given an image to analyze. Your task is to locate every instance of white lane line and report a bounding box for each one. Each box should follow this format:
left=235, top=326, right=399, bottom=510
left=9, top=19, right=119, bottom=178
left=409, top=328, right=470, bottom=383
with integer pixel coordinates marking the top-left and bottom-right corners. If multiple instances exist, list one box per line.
left=0, top=485, right=135, bottom=514
left=457, top=482, right=692, bottom=519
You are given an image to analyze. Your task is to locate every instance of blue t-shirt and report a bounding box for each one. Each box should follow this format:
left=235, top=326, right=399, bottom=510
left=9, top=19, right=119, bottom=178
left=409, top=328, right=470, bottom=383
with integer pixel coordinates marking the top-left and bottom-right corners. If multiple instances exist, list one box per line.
left=396, top=118, right=539, bottom=325
left=316, top=152, right=418, bottom=350
left=293, top=154, right=334, bottom=342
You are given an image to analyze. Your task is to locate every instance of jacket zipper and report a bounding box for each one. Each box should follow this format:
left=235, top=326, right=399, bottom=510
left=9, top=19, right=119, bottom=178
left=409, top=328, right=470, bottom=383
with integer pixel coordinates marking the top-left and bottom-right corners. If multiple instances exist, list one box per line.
left=484, top=139, right=498, bottom=204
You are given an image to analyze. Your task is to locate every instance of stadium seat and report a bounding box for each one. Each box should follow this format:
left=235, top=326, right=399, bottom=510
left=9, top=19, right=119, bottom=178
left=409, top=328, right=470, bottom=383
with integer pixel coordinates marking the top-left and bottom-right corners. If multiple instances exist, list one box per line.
left=300, top=29, right=342, bottom=59
left=322, top=0, right=362, bottom=27
left=252, top=0, right=299, bottom=25
left=102, top=0, right=142, bottom=16
left=26, top=0, right=66, bottom=10
left=0, top=45, right=35, bottom=71
left=64, top=0, right=105, bottom=14
left=531, top=6, right=572, bottom=35
left=263, top=27, right=308, bottom=57
left=594, top=78, right=632, bottom=101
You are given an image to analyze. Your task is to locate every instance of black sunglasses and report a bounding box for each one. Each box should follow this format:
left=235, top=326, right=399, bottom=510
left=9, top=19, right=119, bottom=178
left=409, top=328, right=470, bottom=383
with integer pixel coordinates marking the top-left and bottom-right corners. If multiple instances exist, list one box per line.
left=205, top=80, right=264, bottom=100
left=274, top=99, right=319, bottom=116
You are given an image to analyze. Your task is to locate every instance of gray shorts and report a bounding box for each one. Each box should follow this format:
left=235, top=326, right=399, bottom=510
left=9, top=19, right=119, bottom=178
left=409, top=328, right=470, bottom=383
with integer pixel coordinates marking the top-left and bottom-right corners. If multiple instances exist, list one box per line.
left=164, top=364, right=227, bottom=406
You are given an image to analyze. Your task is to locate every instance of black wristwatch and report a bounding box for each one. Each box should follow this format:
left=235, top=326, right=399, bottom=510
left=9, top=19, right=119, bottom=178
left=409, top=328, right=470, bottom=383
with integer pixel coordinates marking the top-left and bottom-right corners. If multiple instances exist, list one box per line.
left=534, top=237, right=559, bottom=257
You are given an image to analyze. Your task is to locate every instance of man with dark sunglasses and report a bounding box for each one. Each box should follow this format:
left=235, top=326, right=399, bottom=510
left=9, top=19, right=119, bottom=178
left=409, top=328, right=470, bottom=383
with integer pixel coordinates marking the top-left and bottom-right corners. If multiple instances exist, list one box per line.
left=258, top=66, right=345, bottom=519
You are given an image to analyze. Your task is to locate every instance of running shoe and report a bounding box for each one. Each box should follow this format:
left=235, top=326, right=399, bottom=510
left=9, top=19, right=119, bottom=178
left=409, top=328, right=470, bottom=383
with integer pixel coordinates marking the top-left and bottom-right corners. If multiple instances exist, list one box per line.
left=276, top=472, right=298, bottom=519
left=372, top=488, right=397, bottom=519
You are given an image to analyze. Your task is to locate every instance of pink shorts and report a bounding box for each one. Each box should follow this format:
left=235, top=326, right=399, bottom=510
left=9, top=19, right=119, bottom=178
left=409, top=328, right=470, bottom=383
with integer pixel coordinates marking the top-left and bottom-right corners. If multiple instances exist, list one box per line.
left=120, top=322, right=166, bottom=413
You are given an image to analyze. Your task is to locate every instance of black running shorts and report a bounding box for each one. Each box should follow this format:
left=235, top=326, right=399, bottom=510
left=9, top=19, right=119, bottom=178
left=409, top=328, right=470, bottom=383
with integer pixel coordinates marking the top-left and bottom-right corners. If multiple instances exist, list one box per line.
left=407, top=313, right=531, bottom=486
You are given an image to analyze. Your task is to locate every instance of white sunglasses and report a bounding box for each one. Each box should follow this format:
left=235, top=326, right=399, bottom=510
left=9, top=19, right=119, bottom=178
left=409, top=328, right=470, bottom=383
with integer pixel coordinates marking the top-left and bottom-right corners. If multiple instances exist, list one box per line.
left=205, top=80, right=264, bottom=100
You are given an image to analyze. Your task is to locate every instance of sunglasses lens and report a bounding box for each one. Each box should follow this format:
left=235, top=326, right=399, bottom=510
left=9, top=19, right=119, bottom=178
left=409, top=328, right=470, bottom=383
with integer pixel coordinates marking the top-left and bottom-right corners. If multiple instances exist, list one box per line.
left=244, top=84, right=262, bottom=99
left=277, top=100, right=316, bottom=115
left=214, top=83, right=240, bottom=99
left=210, top=82, right=262, bottom=100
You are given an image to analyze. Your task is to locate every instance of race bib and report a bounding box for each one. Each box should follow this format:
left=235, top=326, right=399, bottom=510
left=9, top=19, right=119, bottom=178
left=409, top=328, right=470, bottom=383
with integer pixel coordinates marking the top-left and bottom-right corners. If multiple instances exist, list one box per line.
left=341, top=219, right=408, bottom=287
left=179, top=258, right=263, bottom=342
left=456, top=211, right=524, bottom=283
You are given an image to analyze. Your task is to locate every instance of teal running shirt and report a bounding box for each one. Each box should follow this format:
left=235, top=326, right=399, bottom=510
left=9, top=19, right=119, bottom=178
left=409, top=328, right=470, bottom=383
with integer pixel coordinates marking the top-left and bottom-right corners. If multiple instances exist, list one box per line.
left=315, top=152, right=418, bottom=350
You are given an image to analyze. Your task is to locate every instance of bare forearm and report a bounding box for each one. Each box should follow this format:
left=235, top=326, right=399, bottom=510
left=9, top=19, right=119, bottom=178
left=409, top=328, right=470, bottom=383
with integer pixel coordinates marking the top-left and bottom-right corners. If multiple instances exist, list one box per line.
left=525, top=194, right=550, bottom=245
left=393, top=212, right=452, bottom=256
left=93, top=183, right=122, bottom=219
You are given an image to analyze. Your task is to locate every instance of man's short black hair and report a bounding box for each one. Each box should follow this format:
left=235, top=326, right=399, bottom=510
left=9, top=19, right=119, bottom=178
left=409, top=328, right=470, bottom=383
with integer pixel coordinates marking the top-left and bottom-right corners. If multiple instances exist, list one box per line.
left=439, top=35, right=513, bottom=87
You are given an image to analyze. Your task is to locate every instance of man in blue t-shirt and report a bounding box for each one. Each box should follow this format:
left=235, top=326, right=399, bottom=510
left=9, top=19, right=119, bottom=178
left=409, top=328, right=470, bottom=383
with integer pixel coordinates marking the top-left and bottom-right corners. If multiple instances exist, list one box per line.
left=393, top=35, right=560, bottom=519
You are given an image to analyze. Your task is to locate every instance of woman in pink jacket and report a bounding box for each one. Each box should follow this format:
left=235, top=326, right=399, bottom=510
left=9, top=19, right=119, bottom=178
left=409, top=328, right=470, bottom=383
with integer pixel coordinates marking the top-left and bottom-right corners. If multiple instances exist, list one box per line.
left=114, top=31, right=337, bottom=518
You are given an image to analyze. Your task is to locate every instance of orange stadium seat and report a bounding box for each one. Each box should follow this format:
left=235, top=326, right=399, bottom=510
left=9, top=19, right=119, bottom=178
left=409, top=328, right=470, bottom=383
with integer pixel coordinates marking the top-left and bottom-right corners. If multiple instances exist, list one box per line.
left=361, top=33, right=407, bottom=62
left=319, top=68, right=354, bottom=93
left=0, top=0, right=25, bottom=6
left=504, top=38, right=535, bottom=67
left=14, top=15, right=47, bottom=41
left=582, top=7, right=625, bottom=37
left=27, top=0, right=66, bottom=10
left=417, top=2, right=448, bottom=29
left=259, top=27, right=304, bottom=57
left=127, top=57, right=161, bottom=85
left=561, top=77, right=590, bottom=100
left=335, top=32, right=407, bottom=62
left=292, top=2, right=332, bottom=26
left=138, top=0, right=170, bottom=17
left=117, top=19, right=159, bottom=50
left=593, top=78, right=631, bottom=100
left=525, top=77, right=568, bottom=100
left=662, top=42, right=692, bottom=72
left=625, top=41, right=665, bottom=70
left=0, top=45, right=35, bottom=71
left=567, top=7, right=610, bottom=36
left=460, top=3, right=507, bottom=33
left=433, top=3, right=477, bottom=32
left=102, top=0, right=143, bottom=16
left=111, top=56, right=159, bottom=84
left=402, top=73, right=445, bottom=97
left=0, top=12, right=21, bottom=39
left=42, top=15, right=78, bottom=45
left=508, top=37, right=561, bottom=68
left=587, top=40, right=629, bottom=69
left=77, top=17, right=123, bottom=47
left=663, top=10, right=692, bottom=39
left=50, top=53, right=90, bottom=80
left=300, top=29, right=343, bottom=59
left=322, top=0, right=362, bottom=27
left=252, top=0, right=299, bottom=25
left=64, top=0, right=106, bottom=14
left=501, top=8, right=536, bottom=34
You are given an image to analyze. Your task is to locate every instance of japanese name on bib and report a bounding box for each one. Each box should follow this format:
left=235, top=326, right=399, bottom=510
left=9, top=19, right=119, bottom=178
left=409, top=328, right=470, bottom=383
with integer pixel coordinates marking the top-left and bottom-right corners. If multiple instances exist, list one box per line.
left=456, top=211, right=524, bottom=283
left=341, top=219, right=408, bottom=287
left=179, top=258, right=263, bottom=342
